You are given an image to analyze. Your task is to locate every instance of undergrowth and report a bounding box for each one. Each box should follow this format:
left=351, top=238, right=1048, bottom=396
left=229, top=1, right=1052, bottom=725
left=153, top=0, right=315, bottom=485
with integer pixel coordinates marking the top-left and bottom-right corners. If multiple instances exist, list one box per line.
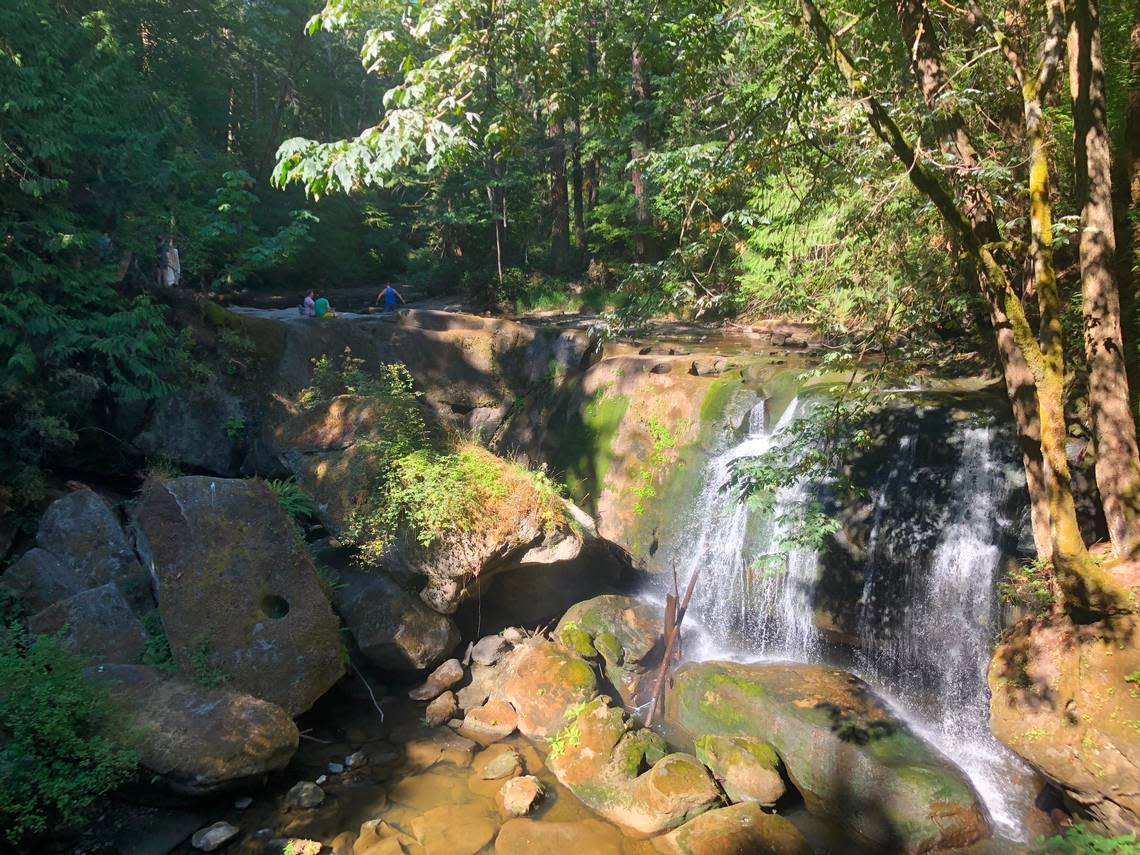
left=1038, top=825, right=1140, bottom=854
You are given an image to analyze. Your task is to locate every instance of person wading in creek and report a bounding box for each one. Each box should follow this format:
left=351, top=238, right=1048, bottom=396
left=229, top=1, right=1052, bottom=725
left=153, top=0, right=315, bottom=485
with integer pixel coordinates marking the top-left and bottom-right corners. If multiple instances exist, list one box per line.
left=374, top=283, right=405, bottom=312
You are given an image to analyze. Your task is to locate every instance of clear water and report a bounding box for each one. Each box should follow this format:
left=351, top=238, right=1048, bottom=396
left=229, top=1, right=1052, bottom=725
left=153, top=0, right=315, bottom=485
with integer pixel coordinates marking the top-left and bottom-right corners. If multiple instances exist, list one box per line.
left=659, top=398, right=1034, bottom=840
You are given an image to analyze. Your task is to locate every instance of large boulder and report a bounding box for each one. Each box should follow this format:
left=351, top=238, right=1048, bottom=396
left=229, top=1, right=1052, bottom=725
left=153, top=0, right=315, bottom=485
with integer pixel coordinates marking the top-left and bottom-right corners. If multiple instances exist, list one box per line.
left=133, top=380, right=247, bottom=477
left=334, top=569, right=458, bottom=671
left=990, top=613, right=1140, bottom=835
left=28, top=583, right=147, bottom=663
left=652, top=802, right=812, bottom=855
left=497, top=639, right=598, bottom=739
left=132, top=477, right=344, bottom=715
left=2, top=489, right=151, bottom=613
left=693, top=734, right=785, bottom=806
left=665, top=661, right=988, bottom=853
left=555, top=594, right=662, bottom=706
left=87, top=664, right=298, bottom=794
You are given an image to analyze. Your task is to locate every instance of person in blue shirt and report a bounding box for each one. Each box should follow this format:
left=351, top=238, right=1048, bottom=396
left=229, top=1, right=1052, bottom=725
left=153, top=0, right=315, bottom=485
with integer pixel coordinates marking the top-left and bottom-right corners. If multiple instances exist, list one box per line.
left=374, top=283, right=406, bottom=312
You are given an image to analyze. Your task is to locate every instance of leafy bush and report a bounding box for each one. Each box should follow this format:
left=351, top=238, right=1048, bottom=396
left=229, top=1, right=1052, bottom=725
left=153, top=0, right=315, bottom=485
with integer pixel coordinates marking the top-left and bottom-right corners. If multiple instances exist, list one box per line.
left=1038, top=825, right=1140, bottom=854
left=0, top=628, right=137, bottom=843
left=141, top=611, right=176, bottom=672
left=999, top=558, right=1056, bottom=615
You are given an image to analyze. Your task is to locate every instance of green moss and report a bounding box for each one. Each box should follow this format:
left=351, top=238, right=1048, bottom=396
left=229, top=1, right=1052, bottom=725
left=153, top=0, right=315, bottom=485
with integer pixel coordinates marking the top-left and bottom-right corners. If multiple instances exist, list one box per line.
left=558, top=624, right=597, bottom=658
left=594, top=630, right=622, bottom=665
left=548, top=388, right=629, bottom=512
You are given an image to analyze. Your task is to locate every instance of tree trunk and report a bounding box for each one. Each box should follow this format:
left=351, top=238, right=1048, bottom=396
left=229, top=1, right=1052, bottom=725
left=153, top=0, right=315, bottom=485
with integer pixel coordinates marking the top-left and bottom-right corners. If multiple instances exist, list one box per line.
left=549, top=118, right=571, bottom=273
left=1070, top=0, right=1140, bottom=556
left=1128, top=24, right=1140, bottom=213
left=631, top=42, right=658, bottom=262
left=800, top=0, right=1131, bottom=613
left=895, top=0, right=1051, bottom=554
left=484, top=0, right=504, bottom=286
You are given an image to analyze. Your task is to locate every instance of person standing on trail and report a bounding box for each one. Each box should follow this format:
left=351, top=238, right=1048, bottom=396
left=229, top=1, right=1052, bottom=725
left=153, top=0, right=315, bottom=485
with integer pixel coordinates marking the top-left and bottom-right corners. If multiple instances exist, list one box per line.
left=374, top=283, right=405, bottom=312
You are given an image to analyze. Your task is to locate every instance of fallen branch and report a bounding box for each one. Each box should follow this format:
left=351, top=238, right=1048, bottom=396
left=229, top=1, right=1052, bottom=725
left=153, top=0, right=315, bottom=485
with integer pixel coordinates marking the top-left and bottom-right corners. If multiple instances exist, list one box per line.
left=645, top=564, right=701, bottom=727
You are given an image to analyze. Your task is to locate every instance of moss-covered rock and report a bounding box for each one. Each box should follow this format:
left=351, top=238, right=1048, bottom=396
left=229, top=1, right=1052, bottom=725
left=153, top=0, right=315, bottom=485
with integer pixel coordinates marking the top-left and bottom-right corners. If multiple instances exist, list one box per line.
left=132, top=476, right=344, bottom=715
left=989, top=613, right=1140, bottom=835
left=498, top=639, right=599, bottom=738
left=665, top=661, right=988, bottom=853
left=694, top=734, right=785, bottom=806
left=555, top=594, right=663, bottom=706
left=651, top=802, right=812, bottom=855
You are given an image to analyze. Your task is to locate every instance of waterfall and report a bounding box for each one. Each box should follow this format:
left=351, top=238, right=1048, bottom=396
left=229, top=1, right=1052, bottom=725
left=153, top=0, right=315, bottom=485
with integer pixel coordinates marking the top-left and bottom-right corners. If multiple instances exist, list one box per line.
left=662, top=396, right=1034, bottom=840
left=854, top=425, right=1030, bottom=838
left=677, top=398, right=821, bottom=660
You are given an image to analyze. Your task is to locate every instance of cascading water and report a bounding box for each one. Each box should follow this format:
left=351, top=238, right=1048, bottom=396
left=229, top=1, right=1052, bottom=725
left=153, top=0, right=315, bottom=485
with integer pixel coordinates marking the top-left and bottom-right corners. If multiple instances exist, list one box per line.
left=854, top=424, right=1031, bottom=837
left=661, top=392, right=1034, bottom=840
left=676, top=397, right=820, bottom=661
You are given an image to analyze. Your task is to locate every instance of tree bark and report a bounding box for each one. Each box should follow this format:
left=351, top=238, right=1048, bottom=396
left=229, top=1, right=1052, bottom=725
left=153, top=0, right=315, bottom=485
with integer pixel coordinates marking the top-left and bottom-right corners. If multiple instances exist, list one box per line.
left=1069, top=0, right=1140, bottom=556
left=549, top=117, right=571, bottom=272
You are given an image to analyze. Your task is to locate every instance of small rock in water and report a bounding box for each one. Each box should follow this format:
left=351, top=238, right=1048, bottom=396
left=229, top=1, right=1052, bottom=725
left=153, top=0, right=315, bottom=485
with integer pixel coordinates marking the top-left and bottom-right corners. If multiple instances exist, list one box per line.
left=425, top=690, right=459, bottom=726
left=253, top=828, right=274, bottom=840
left=285, top=781, right=325, bottom=809
left=409, top=658, right=464, bottom=701
left=191, top=821, right=240, bottom=852
left=470, top=634, right=510, bottom=666
left=480, top=747, right=523, bottom=780
left=459, top=699, right=518, bottom=744
left=233, top=796, right=253, bottom=810
left=498, top=775, right=544, bottom=816
left=501, top=627, right=525, bottom=643
left=345, top=750, right=368, bottom=769
left=315, top=774, right=328, bottom=785
left=327, top=761, right=345, bottom=774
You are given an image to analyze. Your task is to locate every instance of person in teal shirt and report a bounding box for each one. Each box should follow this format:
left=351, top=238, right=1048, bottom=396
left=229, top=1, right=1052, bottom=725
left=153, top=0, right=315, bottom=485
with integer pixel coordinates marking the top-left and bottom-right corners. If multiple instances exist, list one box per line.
left=314, top=295, right=331, bottom=317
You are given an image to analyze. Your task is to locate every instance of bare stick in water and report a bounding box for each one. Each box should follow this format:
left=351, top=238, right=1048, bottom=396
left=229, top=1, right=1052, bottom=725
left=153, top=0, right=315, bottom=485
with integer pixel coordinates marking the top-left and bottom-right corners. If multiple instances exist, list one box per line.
left=646, top=565, right=701, bottom=727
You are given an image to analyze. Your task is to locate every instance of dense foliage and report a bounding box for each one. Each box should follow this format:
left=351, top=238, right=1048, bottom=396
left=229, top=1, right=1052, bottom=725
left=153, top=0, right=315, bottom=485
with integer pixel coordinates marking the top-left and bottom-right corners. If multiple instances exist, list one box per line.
left=0, top=629, right=137, bottom=843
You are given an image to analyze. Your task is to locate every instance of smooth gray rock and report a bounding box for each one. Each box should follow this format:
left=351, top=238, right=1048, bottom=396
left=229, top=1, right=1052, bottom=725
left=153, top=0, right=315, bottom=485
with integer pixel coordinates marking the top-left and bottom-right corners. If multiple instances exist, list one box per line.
left=29, top=583, right=147, bottom=663
left=191, top=821, right=241, bottom=852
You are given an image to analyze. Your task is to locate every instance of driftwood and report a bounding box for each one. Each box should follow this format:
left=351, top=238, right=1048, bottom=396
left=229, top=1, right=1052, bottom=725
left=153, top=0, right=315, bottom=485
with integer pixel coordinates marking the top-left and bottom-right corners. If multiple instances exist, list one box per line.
left=645, top=564, right=701, bottom=727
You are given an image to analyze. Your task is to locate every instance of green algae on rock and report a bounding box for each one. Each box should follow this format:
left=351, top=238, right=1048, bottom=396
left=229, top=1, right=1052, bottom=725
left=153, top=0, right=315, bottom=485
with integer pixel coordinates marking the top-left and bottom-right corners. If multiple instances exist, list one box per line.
left=664, top=660, right=988, bottom=853
left=652, top=802, right=812, bottom=855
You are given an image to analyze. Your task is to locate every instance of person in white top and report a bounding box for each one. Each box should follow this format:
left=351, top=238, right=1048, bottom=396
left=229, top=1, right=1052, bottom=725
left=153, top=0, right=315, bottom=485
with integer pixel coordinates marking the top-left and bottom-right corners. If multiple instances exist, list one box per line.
left=157, top=236, right=181, bottom=287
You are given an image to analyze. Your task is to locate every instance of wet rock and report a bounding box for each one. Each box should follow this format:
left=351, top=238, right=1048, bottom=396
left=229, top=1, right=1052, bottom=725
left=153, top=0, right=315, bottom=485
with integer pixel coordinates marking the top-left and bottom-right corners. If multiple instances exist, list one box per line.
left=498, top=639, right=598, bottom=738
left=498, top=775, right=544, bottom=816
left=404, top=727, right=477, bottom=769
left=335, top=569, right=459, bottom=672
left=455, top=663, right=496, bottom=711
left=345, top=751, right=368, bottom=769
left=410, top=803, right=497, bottom=855
left=327, top=761, right=345, bottom=774
left=459, top=699, right=518, bottom=744
left=234, top=796, right=253, bottom=810
left=479, top=746, right=523, bottom=780
left=191, top=821, right=240, bottom=852
left=694, top=734, right=785, bottom=806
left=356, top=819, right=415, bottom=855
left=1, top=548, right=83, bottom=614
left=665, top=661, right=988, bottom=852
left=555, top=594, right=662, bottom=706
left=652, top=802, right=811, bottom=855
left=329, top=832, right=357, bottom=855
left=409, top=658, right=465, bottom=701
left=86, top=664, right=298, bottom=794
left=494, top=818, right=623, bottom=855
left=286, top=781, right=326, bottom=809
left=132, top=476, right=344, bottom=715
left=425, top=691, right=459, bottom=727
left=29, top=583, right=147, bottom=663
left=470, top=634, right=510, bottom=666
left=990, top=613, right=1140, bottom=835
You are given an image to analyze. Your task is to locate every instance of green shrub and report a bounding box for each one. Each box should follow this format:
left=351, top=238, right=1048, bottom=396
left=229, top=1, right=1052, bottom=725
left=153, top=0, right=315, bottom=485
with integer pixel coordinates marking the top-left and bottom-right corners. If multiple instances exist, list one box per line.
left=141, top=611, right=176, bottom=672
left=999, top=558, right=1056, bottom=615
left=0, top=628, right=137, bottom=843
left=1038, top=825, right=1140, bottom=854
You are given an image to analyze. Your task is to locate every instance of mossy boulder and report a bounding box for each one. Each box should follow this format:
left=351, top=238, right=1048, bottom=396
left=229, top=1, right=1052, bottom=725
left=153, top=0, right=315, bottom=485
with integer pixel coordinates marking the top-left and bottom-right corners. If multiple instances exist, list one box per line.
left=989, top=613, right=1140, bottom=835
left=132, top=476, right=345, bottom=715
left=694, top=734, right=785, bottom=806
left=497, top=638, right=598, bottom=738
left=652, top=802, right=812, bottom=855
left=665, top=661, right=988, bottom=853
left=87, top=664, right=298, bottom=794
left=555, top=594, right=663, bottom=706
left=28, top=583, right=147, bottom=664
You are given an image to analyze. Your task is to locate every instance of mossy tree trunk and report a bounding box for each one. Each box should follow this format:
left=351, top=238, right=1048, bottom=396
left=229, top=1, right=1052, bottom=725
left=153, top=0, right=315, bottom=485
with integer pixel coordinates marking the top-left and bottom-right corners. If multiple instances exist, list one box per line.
left=799, top=0, right=1133, bottom=614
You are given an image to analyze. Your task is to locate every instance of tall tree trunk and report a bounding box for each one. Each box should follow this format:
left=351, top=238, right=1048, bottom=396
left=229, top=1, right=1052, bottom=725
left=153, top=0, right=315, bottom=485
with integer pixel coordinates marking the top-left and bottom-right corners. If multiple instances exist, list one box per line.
left=549, top=118, right=571, bottom=272
left=484, top=0, right=504, bottom=286
left=571, top=114, right=587, bottom=256
left=896, top=0, right=1051, bottom=555
left=1128, top=24, right=1140, bottom=214
left=630, top=42, right=658, bottom=262
left=1070, top=0, right=1140, bottom=555
left=799, top=0, right=1131, bottom=613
